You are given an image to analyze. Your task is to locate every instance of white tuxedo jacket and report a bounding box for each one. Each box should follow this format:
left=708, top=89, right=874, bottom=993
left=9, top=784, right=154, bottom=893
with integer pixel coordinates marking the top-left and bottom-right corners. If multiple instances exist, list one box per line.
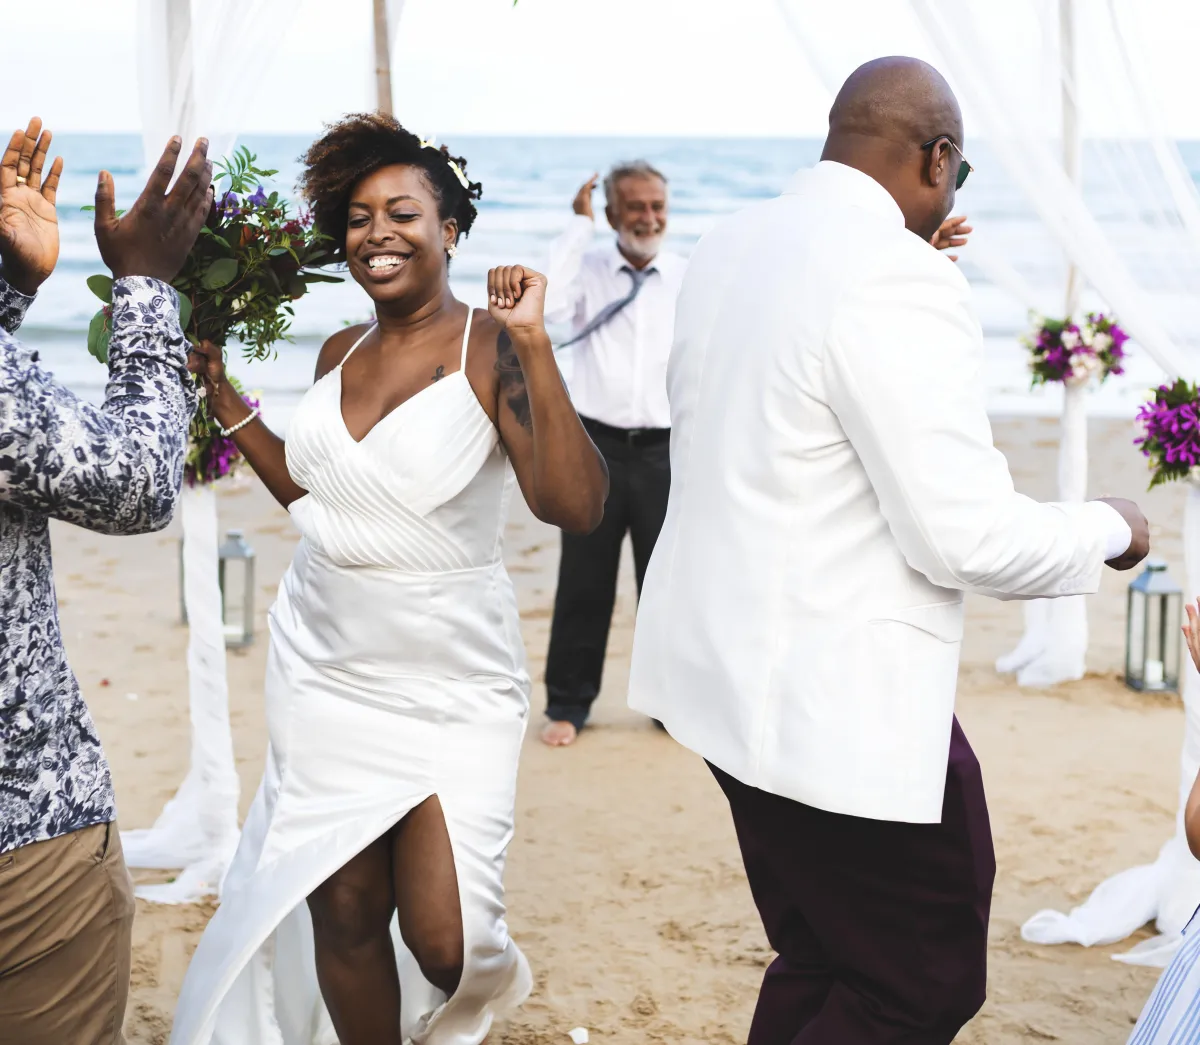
left=627, top=161, right=1126, bottom=824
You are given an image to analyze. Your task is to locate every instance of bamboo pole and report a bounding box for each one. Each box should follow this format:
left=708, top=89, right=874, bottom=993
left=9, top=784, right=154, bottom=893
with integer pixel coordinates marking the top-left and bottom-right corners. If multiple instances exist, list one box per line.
left=373, top=0, right=394, bottom=115
left=1061, top=0, right=1081, bottom=317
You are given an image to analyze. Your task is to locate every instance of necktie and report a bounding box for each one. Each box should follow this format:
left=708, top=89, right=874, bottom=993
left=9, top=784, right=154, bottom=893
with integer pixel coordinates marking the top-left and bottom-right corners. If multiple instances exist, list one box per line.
left=557, top=265, right=654, bottom=350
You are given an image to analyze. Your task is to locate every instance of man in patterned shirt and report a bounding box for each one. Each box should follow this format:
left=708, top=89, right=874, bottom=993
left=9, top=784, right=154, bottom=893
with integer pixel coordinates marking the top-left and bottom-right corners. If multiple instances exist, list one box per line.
left=0, top=119, right=213, bottom=1044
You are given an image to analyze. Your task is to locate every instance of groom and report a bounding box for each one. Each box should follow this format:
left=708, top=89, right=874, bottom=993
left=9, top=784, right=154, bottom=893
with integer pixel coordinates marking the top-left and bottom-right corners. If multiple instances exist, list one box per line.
left=0, top=122, right=211, bottom=1043
left=627, top=58, right=1149, bottom=1043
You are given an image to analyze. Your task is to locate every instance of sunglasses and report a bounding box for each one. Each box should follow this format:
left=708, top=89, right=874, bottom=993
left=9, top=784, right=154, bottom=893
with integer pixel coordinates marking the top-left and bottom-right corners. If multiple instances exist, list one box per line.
left=921, top=136, right=974, bottom=190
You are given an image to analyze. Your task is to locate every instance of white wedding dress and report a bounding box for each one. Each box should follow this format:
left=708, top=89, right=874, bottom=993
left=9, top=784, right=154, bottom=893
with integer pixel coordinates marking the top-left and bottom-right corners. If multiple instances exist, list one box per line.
left=170, top=312, right=533, bottom=1045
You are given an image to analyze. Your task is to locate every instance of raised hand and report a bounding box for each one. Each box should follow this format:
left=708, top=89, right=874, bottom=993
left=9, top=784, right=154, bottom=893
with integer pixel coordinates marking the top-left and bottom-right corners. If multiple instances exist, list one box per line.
left=573, top=174, right=599, bottom=220
left=95, top=136, right=214, bottom=282
left=488, top=265, right=548, bottom=335
left=0, top=118, right=64, bottom=295
left=1184, top=600, right=1200, bottom=675
left=932, top=214, right=972, bottom=262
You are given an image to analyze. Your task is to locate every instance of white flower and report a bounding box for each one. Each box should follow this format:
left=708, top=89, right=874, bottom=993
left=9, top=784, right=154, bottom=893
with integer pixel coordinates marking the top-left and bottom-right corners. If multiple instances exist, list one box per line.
left=1070, top=362, right=1090, bottom=383
left=1062, top=329, right=1082, bottom=349
left=1080, top=326, right=1095, bottom=347
left=1092, top=331, right=1112, bottom=352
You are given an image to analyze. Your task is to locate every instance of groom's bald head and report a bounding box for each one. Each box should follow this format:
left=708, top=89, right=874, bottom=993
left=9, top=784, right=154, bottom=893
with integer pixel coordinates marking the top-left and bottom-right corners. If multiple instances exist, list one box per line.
left=821, top=57, right=965, bottom=241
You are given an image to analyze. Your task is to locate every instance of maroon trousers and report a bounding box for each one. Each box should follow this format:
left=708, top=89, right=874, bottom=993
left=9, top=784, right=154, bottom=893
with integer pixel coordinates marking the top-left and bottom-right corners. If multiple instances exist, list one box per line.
left=710, top=717, right=995, bottom=1045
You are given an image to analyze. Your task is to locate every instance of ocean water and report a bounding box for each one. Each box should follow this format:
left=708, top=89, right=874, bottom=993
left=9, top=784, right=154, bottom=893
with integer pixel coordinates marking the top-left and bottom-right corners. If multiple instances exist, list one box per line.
left=22, top=133, right=1200, bottom=427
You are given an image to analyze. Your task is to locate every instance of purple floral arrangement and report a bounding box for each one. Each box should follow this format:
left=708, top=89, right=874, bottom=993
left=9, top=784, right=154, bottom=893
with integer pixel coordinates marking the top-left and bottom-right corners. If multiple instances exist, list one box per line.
left=1026, top=312, right=1129, bottom=387
left=185, top=377, right=258, bottom=487
left=1135, top=378, right=1200, bottom=488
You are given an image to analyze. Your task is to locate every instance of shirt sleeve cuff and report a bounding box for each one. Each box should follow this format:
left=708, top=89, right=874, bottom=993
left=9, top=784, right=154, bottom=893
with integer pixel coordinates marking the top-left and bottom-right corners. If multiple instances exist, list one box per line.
left=1083, top=500, right=1134, bottom=561
left=108, top=276, right=191, bottom=385
left=113, top=276, right=181, bottom=317
left=0, top=270, right=36, bottom=333
left=560, top=213, right=596, bottom=250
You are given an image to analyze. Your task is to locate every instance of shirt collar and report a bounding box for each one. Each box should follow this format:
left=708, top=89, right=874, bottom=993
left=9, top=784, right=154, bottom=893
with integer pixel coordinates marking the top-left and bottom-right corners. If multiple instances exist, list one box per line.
left=782, top=160, right=905, bottom=228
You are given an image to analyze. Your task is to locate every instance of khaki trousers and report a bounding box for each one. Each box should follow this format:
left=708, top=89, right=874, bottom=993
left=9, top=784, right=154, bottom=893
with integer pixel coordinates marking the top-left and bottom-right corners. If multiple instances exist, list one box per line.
left=0, top=822, right=135, bottom=1045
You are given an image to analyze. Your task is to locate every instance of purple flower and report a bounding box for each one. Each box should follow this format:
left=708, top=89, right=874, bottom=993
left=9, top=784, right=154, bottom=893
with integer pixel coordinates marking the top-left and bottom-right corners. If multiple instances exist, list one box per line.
left=217, top=190, right=241, bottom=219
left=185, top=393, right=260, bottom=486
left=247, top=185, right=269, bottom=208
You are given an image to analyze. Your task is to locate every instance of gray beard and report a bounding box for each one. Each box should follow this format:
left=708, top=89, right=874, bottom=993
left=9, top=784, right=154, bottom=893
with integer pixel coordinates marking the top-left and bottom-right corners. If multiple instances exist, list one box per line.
left=618, top=232, right=663, bottom=263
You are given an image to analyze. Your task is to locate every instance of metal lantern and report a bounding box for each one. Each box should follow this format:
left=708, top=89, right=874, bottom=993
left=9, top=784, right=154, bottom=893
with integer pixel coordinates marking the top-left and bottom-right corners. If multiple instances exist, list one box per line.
left=218, top=530, right=256, bottom=648
left=1125, top=559, right=1182, bottom=693
left=178, top=530, right=257, bottom=648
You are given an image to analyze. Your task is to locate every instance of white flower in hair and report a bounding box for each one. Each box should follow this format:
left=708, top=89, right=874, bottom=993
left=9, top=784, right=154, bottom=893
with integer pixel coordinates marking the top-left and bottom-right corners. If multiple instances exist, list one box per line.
left=418, top=134, right=471, bottom=191
left=445, top=159, right=471, bottom=191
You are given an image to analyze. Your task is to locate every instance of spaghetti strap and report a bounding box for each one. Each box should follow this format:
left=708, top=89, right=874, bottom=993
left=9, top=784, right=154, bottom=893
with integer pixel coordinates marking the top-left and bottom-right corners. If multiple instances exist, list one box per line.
left=460, top=308, right=474, bottom=370
left=337, top=324, right=377, bottom=370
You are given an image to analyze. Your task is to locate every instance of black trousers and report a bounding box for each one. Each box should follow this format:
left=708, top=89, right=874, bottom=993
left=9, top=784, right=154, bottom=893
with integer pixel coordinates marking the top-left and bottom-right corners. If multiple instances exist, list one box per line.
left=544, top=417, right=670, bottom=729
left=710, top=718, right=995, bottom=1045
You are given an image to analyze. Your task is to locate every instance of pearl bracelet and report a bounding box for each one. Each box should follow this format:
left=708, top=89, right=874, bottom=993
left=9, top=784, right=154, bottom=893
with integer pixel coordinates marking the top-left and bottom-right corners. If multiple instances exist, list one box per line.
left=219, top=406, right=261, bottom=438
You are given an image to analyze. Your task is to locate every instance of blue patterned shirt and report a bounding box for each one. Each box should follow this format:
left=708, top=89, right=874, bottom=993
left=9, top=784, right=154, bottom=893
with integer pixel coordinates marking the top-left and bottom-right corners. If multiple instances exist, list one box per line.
left=0, top=273, right=196, bottom=854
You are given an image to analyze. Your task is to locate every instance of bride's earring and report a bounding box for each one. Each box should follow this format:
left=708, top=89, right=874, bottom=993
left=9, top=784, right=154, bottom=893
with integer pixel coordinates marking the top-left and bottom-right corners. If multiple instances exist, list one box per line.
left=447, top=244, right=458, bottom=258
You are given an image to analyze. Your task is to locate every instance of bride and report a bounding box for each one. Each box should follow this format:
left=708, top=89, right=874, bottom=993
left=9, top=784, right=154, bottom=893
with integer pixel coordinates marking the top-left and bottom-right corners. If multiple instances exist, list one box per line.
left=170, top=113, right=608, bottom=1045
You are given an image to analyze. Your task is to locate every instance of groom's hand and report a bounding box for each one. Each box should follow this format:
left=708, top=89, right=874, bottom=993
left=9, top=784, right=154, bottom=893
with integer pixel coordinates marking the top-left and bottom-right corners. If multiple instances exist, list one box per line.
left=1095, top=496, right=1150, bottom=571
left=95, top=136, right=213, bottom=282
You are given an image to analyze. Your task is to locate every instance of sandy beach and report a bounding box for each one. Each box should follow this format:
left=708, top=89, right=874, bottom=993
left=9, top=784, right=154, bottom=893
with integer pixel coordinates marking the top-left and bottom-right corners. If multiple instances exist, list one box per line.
left=49, top=413, right=1192, bottom=1044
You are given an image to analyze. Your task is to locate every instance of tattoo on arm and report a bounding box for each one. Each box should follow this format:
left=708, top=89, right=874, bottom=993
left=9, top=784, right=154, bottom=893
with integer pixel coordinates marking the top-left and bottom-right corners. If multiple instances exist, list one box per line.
left=431, top=364, right=445, bottom=383
left=495, top=331, right=532, bottom=431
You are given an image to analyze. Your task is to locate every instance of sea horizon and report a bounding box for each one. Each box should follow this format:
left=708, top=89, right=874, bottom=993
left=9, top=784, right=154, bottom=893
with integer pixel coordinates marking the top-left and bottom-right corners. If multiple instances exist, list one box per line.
left=21, top=131, right=1193, bottom=428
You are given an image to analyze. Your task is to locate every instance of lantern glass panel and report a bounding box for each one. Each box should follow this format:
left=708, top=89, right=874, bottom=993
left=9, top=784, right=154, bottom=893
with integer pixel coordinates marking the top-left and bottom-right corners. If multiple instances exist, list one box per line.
left=1163, top=591, right=1183, bottom=690
left=1146, top=593, right=1164, bottom=680
left=1127, top=587, right=1146, bottom=684
left=178, top=538, right=187, bottom=625
left=218, top=530, right=256, bottom=649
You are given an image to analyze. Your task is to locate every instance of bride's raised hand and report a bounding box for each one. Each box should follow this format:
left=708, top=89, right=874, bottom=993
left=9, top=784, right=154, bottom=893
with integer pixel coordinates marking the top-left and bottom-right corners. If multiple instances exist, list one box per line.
left=487, top=265, right=548, bottom=336
left=1183, top=599, right=1200, bottom=674
left=0, top=118, right=63, bottom=295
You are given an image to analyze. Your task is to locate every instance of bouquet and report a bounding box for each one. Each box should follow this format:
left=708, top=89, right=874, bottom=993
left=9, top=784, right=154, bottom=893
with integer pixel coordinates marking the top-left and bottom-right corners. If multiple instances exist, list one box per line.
left=85, top=146, right=340, bottom=362
left=1135, top=378, right=1200, bottom=488
left=1026, top=312, right=1129, bottom=388
left=83, top=147, right=341, bottom=486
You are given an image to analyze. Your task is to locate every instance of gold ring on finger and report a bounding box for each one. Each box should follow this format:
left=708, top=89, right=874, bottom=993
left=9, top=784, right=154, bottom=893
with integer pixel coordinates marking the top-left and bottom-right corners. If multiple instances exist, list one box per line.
left=15, top=175, right=26, bottom=185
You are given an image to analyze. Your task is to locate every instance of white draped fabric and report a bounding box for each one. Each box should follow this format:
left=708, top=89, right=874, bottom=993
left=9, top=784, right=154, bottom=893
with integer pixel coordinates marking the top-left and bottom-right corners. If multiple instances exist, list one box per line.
left=136, top=0, right=298, bottom=170
left=121, top=0, right=293, bottom=903
left=775, top=0, right=1200, bottom=962
left=123, top=485, right=241, bottom=903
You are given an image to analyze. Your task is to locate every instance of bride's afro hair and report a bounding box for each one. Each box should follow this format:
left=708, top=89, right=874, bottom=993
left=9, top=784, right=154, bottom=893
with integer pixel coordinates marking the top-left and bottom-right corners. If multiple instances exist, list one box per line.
left=298, top=112, right=482, bottom=262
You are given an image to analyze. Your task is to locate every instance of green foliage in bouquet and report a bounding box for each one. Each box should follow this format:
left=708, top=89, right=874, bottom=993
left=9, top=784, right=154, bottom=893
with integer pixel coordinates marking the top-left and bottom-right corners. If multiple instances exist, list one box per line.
left=84, top=147, right=341, bottom=363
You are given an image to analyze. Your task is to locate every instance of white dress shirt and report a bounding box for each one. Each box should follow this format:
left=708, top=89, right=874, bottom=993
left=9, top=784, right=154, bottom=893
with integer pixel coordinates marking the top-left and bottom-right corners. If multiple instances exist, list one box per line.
left=627, top=161, right=1132, bottom=824
left=545, top=214, right=687, bottom=430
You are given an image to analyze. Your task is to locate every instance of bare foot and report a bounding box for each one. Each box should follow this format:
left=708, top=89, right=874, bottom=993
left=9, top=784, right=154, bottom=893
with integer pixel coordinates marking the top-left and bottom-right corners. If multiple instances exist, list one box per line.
left=541, top=720, right=578, bottom=747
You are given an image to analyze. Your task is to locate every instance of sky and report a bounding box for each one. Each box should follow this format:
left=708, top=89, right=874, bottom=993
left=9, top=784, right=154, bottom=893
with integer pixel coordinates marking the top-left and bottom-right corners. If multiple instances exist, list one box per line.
left=2, top=0, right=1199, bottom=139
